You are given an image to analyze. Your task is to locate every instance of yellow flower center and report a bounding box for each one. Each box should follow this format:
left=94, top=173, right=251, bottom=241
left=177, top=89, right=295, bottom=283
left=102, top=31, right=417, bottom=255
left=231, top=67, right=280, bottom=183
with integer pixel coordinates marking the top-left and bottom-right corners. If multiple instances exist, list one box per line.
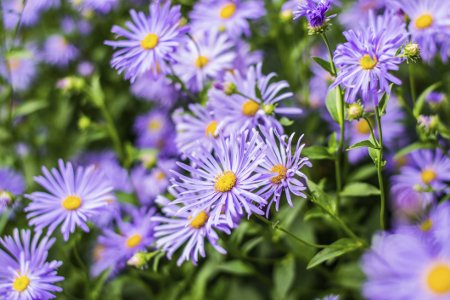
left=421, top=168, right=437, bottom=184
left=126, top=234, right=142, bottom=248
left=427, top=264, right=450, bottom=294
left=148, top=119, right=162, bottom=132
left=214, top=171, right=237, bottom=192
left=140, top=33, right=159, bottom=50
left=242, top=99, right=260, bottom=116
left=220, top=3, right=236, bottom=19
left=190, top=211, right=208, bottom=229
left=62, top=195, right=82, bottom=211
left=13, top=275, right=30, bottom=292
left=355, top=119, right=371, bottom=134
left=420, top=219, right=433, bottom=231
left=415, top=13, right=433, bottom=30
left=8, top=58, right=21, bottom=71
left=271, top=164, right=287, bottom=184
left=205, top=120, right=218, bottom=137
left=360, top=54, right=378, bottom=70
left=195, top=55, right=209, bottom=68
left=155, top=170, right=165, bottom=181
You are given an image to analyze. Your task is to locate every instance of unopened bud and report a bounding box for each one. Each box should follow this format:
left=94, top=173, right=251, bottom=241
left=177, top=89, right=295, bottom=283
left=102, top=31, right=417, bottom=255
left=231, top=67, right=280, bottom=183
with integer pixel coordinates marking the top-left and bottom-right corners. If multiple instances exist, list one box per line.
left=403, top=43, right=421, bottom=63
left=57, top=76, right=84, bottom=92
left=262, top=103, right=275, bottom=115
left=0, top=190, right=14, bottom=210
left=418, top=115, right=438, bottom=131
left=127, top=252, right=147, bottom=268
left=347, top=102, right=364, bottom=120
left=78, top=115, right=91, bottom=130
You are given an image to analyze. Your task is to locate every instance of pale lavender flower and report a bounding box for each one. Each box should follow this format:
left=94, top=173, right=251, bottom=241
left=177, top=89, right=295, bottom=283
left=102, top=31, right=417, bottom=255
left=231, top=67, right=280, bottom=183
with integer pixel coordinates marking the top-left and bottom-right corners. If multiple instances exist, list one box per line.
left=131, top=72, right=178, bottom=107
left=134, top=110, right=174, bottom=149
left=339, top=0, right=386, bottom=29
left=0, top=49, right=38, bottom=92
left=40, top=35, right=78, bottom=67
left=70, top=0, right=117, bottom=14
left=0, top=168, right=25, bottom=213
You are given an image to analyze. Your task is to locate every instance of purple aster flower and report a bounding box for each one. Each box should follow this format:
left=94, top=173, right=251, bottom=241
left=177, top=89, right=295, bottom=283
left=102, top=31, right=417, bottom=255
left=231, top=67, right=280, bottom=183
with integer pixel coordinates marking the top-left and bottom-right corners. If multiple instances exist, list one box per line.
left=70, top=0, right=117, bottom=14
left=339, top=0, right=386, bottom=29
left=152, top=195, right=231, bottom=266
left=391, top=0, right=450, bottom=62
left=134, top=109, right=174, bottom=149
left=77, top=151, right=132, bottom=193
left=0, top=229, right=63, bottom=299
left=331, top=10, right=408, bottom=104
left=77, top=61, right=95, bottom=76
left=171, top=130, right=267, bottom=227
left=362, top=212, right=450, bottom=299
left=25, top=160, right=113, bottom=241
left=61, top=17, right=91, bottom=35
left=293, top=0, right=335, bottom=29
left=190, top=0, right=265, bottom=38
left=40, top=35, right=78, bottom=67
left=232, top=40, right=263, bottom=74
left=173, top=103, right=222, bottom=156
left=2, top=0, right=43, bottom=29
left=131, top=72, right=178, bottom=107
left=257, top=128, right=311, bottom=216
left=0, top=168, right=25, bottom=213
left=172, top=30, right=236, bottom=92
left=309, top=48, right=334, bottom=109
left=92, top=207, right=157, bottom=277
left=210, top=63, right=300, bottom=135
left=426, top=91, right=446, bottom=106
left=0, top=48, right=38, bottom=92
left=105, top=1, right=188, bottom=81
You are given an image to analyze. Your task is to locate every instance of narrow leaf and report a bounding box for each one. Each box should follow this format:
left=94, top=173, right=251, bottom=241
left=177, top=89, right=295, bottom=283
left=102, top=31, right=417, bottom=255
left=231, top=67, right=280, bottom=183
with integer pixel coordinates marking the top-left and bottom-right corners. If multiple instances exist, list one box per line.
left=340, top=182, right=380, bottom=197
left=302, top=145, right=333, bottom=160
left=312, top=57, right=334, bottom=75
left=413, top=82, right=441, bottom=117
left=307, top=238, right=361, bottom=269
left=347, top=140, right=379, bottom=151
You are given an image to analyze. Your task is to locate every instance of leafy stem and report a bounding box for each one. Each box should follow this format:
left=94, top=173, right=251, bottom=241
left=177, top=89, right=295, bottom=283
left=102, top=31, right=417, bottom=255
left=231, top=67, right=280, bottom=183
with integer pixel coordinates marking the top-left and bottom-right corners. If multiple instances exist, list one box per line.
left=374, top=107, right=386, bottom=230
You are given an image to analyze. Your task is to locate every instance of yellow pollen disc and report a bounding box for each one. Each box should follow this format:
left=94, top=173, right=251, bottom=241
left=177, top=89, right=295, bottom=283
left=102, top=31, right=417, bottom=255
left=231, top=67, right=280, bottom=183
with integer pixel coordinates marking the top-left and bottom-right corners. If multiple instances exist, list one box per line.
left=427, top=264, right=450, bottom=294
left=355, top=119, right=371, bottom=134
left=148, top=119, right=162, bottom=131
left=126, top=234, right=142, bottom=248
left=13, top=275, right=30, bottom=292
left=415, top=13, right=433, bottom=30
left=205, top=120, right=218, bottom=138
left=190, top=211, right=208, bottom=229
left=140, top=33, right=159, bottom=50
left=214, top=171, right=237, bottom=192
left=421, top=168, right=437, bottom=184
left=271, top=164, right=287, bottom=184
left=359, top=54, right=378, bottom=70
left=8, top=58, right=21, bottom=71
left=242, top=99, right=260, bottom=116
left=62, top=195, right=82, bottom=211
left=155, top=171, right=165, bottom=181
left=420, top=219, right=433, bottom=231
left=220, top=3, right=236, bottom=19
left=195, top=55, right=209, bottom=68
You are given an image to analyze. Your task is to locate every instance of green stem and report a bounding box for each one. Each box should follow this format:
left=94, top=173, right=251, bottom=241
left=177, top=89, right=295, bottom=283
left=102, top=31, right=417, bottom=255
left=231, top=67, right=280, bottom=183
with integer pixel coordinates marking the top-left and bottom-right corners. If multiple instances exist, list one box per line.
left=0, top=211, right=10, bottom=236
left=408, top=64, right=417, bottom=105
left=321, top=33, right=345, bottom=213
left=363, top=117, right=378, bottom=146
left=99, top=103, right=124, bottom=164
left=254, top=214, right=327, bottom=249
left=375, top=107, right=386, bottom=230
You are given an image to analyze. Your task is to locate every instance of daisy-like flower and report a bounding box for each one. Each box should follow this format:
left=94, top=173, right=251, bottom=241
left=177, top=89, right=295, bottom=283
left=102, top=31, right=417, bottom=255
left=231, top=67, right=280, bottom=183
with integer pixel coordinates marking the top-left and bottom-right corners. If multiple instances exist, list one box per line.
left=391, top=0, right=450, bottom=62
left=362, top=204, right=450, bottom=299
left=293, top=0, right=335, bottom=32
left=280, top=0, right=298, bottom=21
left=173, top=103, right=221, bottom=155
left=131, top=71, right=178, bottom=108
left=25, top=160, right=113, bottom=241
left=394, top=149, right=450, bottom=193
left=2, top=0, right=43, bottom=29
left=190, top=0, right=265, bottom=38
left=0, top=48, right=38, bottom=92
left=40, top=35, right=78, bottom=67
left=210, top=63, right=300, bottom=135
left=257, top=128, right=311, bottom=216
left=152, top=195, right=231, bottom=266
left=331, top=10, right=408, bottom=104
left=134, top=109, right=175, bottom=149
left=171, top=130, right=267, bottom=227
left=92, top=207, right=157, bottom=277
left=0, top=229, right=63, bottom=299
left=0, top=168, right=25, bottom=213
left=232, top=40, right=263, bottom=74
left=70, top=0, right=117, bottom=14
left=339, top=0, right=386, bottom=29
left=173, top=30, right=235, bottom=92
left=105, top=1, right=188, bottom=81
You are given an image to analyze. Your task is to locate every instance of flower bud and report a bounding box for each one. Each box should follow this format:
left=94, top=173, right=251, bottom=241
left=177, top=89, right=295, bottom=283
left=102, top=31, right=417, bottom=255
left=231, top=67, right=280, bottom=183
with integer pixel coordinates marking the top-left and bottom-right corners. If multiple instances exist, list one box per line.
left=418, top=115, right=438, bottom=131
left=262, top=103, right=275, bottom=115
left=127, top=252, right=147, bottom=269
left=347, top=102, right=364, bottom=120
left=0, top=190, right=14, bottom=210
left=78, top=115, right=91, bottom=130
left=403, top=43, right=421, bottom=63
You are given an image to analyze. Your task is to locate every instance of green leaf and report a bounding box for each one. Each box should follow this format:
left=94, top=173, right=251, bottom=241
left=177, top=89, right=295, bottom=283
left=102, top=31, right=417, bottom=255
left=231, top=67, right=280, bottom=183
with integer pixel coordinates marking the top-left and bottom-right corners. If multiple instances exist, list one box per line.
left=347, top=139, right=380, bottom=151
left=280, top=117, right=294, bottom=126
left=217, top=261, right=255, bottom=276
left=347, top=164, right=377, bottom=181
left=394, top=142, right=435, bottom=160
left=13, top=100, right=48, bottom=117
left=302, top=145, right=333, bottom=160
left=307, top=179, right=335, bottom=216
left=328, top=132, right=338, bottom=155
left=312, top=57, right=333, bottom=75
left=413, top=82, right=441, bottom=117
left=274, top=255, right=296, bottom=299
left=326, top=88, right=339, bottom=122
left=340, top=182, right=380, bottom=197
left=368, top=147, right=379, bottom=165
left=377, top=85, right=393, bottom=115
left=307, top=238, right=361, bottom=269
left=303, top=207, right=328, bottom=221
left=437, top=121, right=450, bottom=139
